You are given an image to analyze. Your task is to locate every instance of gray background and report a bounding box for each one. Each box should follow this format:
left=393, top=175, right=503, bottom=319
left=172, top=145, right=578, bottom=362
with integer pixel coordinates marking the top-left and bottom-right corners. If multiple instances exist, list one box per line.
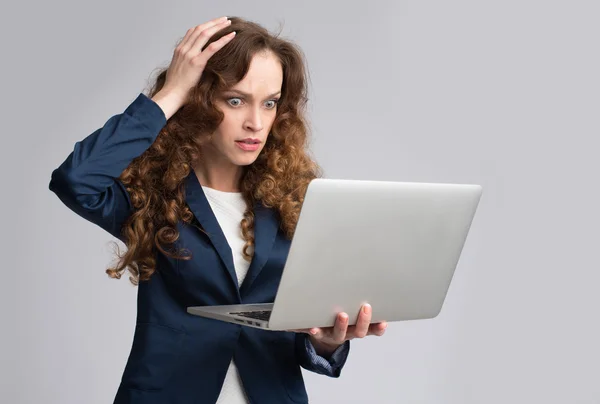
left=2, top=0, right=599, bottom=403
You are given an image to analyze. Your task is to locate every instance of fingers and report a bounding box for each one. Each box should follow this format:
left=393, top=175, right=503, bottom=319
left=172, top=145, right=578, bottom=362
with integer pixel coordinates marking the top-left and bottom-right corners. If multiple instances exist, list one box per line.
left=310, top=312, right=348, bottom=344
left=368, top=321, right=388, bottom=337
left=348, top=304, right=372, bottom=339
left=179, top=16, right=229, bottom=51
left=290, top=309, right=387, bottom=339
left=195, top=31, right=236, bottom=64
left=188, top=19, right=232, bottom=56
left=330, top=312, right=349, bottom=343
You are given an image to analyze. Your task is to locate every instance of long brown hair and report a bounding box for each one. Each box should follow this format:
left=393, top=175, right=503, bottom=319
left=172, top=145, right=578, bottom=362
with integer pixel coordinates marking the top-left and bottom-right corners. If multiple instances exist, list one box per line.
left=107, top=17, right=322, bottom=285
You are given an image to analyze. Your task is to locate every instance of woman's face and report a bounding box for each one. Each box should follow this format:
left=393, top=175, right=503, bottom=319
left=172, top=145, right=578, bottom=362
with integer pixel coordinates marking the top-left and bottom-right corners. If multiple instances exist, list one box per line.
left=207, top=50, right=283, bottom=167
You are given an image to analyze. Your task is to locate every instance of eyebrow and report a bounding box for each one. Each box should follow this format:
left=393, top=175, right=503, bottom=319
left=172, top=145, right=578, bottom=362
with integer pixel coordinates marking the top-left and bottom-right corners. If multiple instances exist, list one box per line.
left=224, top=89, right=282, bottom=99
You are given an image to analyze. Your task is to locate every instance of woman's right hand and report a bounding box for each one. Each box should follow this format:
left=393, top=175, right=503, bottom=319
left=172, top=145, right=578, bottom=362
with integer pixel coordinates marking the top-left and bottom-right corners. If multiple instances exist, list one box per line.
left=155, top=16, right=235, bottom=113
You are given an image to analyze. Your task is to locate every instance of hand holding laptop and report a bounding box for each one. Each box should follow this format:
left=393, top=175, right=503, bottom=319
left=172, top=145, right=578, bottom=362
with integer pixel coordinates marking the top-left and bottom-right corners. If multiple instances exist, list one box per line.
left=290, top=303, right=388, bottom=356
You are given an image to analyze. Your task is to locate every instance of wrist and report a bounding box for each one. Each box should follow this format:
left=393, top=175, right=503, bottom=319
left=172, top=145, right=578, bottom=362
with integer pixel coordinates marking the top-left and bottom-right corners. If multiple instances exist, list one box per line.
left=309, top=335, right=342, bottom=357
left=151, top=89, right=186, bottom=120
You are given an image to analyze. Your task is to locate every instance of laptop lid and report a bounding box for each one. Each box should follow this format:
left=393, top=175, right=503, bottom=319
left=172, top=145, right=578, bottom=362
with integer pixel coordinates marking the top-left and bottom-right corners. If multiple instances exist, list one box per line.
left=266, top=178, right=482, bottom=330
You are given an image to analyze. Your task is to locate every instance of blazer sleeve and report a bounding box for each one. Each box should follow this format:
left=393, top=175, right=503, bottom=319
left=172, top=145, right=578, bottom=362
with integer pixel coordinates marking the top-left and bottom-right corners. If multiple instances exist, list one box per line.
left=294, top=332, right=350, bottom=377
left=49, top=93, right=167, bottom=240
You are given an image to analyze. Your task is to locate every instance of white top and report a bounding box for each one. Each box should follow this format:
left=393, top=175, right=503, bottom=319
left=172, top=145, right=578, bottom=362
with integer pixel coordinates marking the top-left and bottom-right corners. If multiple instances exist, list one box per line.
left=202, top=186, right=251, bottom=404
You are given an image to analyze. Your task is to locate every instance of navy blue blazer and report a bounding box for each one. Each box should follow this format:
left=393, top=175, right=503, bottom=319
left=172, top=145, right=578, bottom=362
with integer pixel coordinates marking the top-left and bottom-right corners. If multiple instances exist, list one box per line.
left=49, top=93, right=350, bottom=404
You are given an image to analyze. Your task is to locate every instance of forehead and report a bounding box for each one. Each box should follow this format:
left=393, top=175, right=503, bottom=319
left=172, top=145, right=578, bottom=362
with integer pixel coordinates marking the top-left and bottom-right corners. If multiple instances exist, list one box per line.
left=230, top=51, right=283, bottom=95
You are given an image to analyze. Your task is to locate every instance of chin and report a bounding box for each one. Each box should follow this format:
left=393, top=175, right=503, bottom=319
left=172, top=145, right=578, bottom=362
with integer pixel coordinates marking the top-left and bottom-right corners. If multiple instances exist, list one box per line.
left=232, top=155, right=260, bottom=166
left=230, top=147, right=264, bottom=166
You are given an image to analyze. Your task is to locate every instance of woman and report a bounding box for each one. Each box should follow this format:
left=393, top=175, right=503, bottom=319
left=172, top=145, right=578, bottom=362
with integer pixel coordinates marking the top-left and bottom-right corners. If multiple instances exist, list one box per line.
left=50, top=16, right=387, bottom=404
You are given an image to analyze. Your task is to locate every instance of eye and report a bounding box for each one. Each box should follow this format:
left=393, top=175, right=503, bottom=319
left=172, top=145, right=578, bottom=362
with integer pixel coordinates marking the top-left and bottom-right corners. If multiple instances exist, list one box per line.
left=265, top=99, right=279, bottom=109
left=227, top=97, right=243, bottom=107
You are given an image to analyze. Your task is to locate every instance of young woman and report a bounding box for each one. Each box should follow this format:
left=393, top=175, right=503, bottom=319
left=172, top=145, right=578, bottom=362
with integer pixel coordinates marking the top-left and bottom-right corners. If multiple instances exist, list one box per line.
left=50, top=16, right=387, bottom=404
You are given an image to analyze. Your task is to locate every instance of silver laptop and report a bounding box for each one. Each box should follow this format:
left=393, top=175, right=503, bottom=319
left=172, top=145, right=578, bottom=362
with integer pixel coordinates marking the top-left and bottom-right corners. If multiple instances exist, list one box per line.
left=187, top=178, right=482, bottom=331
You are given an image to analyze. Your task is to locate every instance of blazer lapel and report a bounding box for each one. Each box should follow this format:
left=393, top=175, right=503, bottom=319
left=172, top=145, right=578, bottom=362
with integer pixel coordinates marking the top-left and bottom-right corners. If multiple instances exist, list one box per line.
left=184, top=170, right=280, bottom=300
left=239, top=202, right=279, bottom=296
left=184, top=171, right=240, bottom=296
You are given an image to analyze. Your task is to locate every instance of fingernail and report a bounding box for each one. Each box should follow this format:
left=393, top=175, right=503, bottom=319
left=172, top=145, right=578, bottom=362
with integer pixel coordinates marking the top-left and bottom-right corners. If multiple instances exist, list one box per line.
left=363, top=304, right=371, bottom=314
left=340, top=313, right=348, bottom=321
left=310, top=328, right=317, bottom=335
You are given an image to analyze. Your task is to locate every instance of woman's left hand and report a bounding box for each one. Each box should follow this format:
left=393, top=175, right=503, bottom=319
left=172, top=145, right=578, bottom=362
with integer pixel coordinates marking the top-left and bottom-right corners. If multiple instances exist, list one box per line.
left=291, top=303, right=387, bottom=357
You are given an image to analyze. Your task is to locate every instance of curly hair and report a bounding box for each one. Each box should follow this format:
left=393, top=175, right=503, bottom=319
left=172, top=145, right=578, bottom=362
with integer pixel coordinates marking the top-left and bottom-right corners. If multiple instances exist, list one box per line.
left=107, top=17, right=322, bottom=285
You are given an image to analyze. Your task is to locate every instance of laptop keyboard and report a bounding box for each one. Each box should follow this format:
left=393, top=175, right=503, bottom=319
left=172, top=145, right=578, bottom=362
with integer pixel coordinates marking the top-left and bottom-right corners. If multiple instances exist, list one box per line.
left=230, top=310, right=272, bottom=321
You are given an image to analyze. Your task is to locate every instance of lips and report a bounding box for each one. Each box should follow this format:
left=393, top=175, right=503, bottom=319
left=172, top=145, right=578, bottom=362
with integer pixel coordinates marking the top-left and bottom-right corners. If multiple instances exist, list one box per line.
left=235, top=140, right=261, bottom=151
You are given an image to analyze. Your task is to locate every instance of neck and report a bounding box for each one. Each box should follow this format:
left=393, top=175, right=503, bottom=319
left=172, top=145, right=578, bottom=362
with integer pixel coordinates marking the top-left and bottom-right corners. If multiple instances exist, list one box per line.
left=193, top=151, right=244, bottom=193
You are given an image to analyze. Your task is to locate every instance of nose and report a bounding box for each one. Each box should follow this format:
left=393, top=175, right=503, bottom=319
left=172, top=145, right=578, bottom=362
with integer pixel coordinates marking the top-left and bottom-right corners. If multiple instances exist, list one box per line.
left=243, top=106, right=264, bottom=132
